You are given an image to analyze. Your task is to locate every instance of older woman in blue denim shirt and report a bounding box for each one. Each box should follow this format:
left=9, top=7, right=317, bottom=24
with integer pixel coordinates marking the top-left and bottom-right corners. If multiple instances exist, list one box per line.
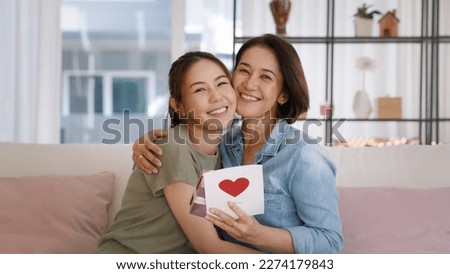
left=214, top=120, right=341, bottom=253
left=204, top=35, right=342, bottom=254
left=133, top=34, right=342, bottom=253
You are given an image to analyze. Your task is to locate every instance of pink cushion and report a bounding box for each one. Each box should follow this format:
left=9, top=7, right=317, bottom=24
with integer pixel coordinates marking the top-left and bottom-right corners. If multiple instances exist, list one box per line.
left=338, top=187, right=450, bottom=253
left=0, top=172, right=115, bottom=254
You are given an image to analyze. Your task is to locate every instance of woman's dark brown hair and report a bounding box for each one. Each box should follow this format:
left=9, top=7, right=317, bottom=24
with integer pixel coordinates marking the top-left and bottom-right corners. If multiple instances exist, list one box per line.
left=168, top=51, right=231, bottom=127
left=234, top=34, right=309, bottom=124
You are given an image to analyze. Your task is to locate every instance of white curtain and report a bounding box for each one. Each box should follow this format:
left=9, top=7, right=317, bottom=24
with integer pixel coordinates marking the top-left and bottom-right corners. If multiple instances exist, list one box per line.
left=0, top=0, right=61, bottom=143
left=239, top=0, right=449, bottom=144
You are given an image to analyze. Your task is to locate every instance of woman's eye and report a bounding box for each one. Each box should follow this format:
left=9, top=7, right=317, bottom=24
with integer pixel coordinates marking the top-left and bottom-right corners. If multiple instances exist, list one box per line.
left=218, top=81, right=229, bottom=86
left=262, top=75, right=272, bottom=80
left=194, top=88, right=205, bottom=93
left=238, top=68, right=249, bottom=74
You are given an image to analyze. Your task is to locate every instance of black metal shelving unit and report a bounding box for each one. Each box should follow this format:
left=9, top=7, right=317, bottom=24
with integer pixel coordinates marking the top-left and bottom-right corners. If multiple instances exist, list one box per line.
left=232, top=0, right=448, bottom=146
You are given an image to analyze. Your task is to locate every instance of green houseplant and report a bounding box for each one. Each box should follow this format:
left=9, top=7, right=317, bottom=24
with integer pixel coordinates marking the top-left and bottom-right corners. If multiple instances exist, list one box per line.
left=354, top=3, right=381, bottom=36
left=354, top=3, right=381, bottom=19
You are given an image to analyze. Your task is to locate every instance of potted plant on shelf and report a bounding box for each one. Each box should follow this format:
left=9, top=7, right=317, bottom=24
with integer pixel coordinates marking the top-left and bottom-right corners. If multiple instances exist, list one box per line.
left=354, top=3, right=381, bottom=37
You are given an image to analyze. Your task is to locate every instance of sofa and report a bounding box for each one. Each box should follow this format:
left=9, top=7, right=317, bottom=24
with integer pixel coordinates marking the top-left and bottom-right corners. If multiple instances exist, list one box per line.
left=1, top=142, right=449, bottom=254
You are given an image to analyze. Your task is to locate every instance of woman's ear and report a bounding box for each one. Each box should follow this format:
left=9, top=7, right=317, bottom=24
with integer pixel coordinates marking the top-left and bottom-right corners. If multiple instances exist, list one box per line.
left=170, top=98, right=185, bottom=117
left=277, top=92, right=289, bottom=105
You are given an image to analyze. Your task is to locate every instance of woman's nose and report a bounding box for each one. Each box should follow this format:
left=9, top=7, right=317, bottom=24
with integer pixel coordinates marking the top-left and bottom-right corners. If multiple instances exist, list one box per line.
left=244, top=74, right=258, bottom=90
left=209, top=87, right=224, bottom=103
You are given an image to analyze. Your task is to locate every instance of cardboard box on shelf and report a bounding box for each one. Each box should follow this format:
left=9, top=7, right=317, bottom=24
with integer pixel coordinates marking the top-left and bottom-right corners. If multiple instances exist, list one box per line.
left=377, top=97, right=402, bottom=119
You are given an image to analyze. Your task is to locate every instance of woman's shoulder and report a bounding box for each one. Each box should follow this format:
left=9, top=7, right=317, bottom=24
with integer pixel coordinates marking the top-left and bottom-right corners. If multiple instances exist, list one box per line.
left=291, top=142, right=336, bottom=176
left=280, top=125, right=335, bottom=170
left=154, top=125, right=192, bottom=159
left=281, top=122, right=324, bottom=149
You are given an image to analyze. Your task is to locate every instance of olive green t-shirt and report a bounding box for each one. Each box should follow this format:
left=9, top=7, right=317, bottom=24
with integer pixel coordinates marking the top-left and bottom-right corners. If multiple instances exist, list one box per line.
left=97, top=125, right=220, bottom=253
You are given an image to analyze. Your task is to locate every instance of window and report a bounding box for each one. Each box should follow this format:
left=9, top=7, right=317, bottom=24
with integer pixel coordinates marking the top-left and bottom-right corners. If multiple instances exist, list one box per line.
left=61, top=0, right=172, bottom=143
left=61, top=0, right=234, bottom=143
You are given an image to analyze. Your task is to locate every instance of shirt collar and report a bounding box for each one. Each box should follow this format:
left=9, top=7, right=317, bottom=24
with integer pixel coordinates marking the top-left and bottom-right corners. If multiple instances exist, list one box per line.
left=225, top=119, right=291, bottom=155
left=258, top=119, right=290, bottom=156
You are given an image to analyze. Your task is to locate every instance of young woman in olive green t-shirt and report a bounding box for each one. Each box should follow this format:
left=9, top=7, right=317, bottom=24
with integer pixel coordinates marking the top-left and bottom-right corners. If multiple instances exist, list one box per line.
left=97, top=52, right=260, bottom=254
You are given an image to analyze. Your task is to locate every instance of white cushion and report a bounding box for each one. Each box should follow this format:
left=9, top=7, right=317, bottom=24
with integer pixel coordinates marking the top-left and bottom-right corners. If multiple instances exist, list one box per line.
left=322, top=145, right=450, bottom=188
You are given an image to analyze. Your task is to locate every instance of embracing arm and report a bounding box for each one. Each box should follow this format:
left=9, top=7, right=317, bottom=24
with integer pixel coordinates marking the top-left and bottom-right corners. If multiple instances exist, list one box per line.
left=132, top=129, right=167, bottom=174
left=285, top=145, right=343, bottom=253
left=164, top=182, right=262, bottom=254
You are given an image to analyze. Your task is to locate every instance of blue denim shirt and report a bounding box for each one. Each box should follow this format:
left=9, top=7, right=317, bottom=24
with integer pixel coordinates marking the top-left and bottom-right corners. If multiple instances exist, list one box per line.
left=219, top=120, right=343, bottom=254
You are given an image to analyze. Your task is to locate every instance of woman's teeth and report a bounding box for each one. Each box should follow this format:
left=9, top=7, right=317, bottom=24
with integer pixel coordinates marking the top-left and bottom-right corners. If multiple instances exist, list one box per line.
left=208, top=107, right=227, bottom=115
left=241, top=93, right=259, bottom=101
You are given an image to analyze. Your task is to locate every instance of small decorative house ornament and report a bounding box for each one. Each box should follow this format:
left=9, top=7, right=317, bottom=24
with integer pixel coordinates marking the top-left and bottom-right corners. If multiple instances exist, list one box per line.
left=378, top=9, right=399, bottom=37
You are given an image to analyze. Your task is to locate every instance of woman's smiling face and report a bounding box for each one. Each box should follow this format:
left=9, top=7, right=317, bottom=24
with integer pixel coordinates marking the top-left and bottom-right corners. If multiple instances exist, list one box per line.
left=232, top=46, right=287, bottom=120
left=177, top=59, right=236, bottom=131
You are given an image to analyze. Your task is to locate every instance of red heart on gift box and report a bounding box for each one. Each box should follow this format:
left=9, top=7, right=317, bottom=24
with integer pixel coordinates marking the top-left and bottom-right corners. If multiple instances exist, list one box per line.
left=218, top=177, right=249, bottom=197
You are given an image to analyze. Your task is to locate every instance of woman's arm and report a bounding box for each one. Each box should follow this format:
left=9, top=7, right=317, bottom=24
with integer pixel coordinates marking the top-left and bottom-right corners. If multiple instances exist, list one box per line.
left=205, top=202, right=295, bottom=253
left=284, top=145, right=343, bottom=254
left=163, top=182, right=262, bottom=254
left=132, top=129, right=167, bottom=174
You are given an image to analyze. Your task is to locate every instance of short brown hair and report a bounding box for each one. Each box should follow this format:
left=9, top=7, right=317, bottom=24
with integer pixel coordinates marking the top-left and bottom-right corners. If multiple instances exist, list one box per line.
left=234, top=34, right=309, bottom=123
